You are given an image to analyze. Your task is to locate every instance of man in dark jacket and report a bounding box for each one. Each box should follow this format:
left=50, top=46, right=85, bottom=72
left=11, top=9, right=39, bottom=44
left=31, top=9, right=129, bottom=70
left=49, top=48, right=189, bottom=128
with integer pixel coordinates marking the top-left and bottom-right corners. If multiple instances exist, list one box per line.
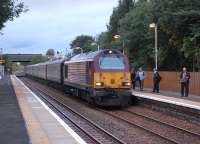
left=153, top=68, right=161, bottom=93
left=131, top=71, right=136, bottom=89
left=180, top=67, right=190, bottom=97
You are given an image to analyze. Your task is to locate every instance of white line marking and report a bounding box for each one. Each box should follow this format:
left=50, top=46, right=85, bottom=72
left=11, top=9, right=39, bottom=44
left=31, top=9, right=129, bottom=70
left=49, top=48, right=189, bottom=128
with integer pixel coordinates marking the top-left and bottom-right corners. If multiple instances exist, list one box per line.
left=14, top=76, right=87, bottom=144
left=134, top=93, right=200, bottom=110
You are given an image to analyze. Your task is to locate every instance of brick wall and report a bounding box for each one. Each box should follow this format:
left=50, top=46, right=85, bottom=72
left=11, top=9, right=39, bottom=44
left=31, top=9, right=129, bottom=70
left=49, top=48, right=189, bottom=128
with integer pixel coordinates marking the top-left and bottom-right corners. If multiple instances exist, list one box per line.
left=143, top=71, right=200, bottom=96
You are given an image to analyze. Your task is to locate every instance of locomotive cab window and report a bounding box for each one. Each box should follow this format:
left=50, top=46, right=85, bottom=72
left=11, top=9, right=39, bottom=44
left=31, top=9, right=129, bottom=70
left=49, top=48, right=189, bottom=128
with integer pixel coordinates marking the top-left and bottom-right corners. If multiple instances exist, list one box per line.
left=99, top=55, right=125, bottom=70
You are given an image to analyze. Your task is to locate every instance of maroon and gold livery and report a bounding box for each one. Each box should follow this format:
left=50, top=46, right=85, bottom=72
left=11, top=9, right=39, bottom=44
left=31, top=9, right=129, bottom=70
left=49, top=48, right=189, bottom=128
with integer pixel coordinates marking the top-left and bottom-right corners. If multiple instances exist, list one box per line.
left=64, top=49, right=132, bottom=106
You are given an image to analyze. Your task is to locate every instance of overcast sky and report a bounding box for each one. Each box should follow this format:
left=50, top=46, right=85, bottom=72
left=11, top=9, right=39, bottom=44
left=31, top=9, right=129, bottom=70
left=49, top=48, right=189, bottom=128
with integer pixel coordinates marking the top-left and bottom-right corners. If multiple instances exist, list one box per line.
left=0, top=0, right=118, bottom=54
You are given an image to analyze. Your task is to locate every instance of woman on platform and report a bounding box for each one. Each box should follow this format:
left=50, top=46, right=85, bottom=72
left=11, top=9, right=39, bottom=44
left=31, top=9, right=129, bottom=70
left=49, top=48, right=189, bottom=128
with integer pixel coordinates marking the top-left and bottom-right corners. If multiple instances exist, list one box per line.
left=180, top=67, right=190, bottom=97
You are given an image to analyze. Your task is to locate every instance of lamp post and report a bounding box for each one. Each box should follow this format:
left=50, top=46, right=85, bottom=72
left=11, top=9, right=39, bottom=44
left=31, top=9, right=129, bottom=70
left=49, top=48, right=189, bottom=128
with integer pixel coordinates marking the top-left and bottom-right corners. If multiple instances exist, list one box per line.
left=113, top=35, right=125, bottom=54
left=149, top=23, right=158, bottom=70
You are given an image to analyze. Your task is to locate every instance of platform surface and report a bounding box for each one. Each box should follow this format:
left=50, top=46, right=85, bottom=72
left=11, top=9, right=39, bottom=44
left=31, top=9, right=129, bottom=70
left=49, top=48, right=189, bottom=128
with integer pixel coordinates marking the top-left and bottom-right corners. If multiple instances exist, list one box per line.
left=132, top=89, right=200, bottom=110
left=11, top=75, right=86, bottom=144
left=0, top=75, right=29, bottom=144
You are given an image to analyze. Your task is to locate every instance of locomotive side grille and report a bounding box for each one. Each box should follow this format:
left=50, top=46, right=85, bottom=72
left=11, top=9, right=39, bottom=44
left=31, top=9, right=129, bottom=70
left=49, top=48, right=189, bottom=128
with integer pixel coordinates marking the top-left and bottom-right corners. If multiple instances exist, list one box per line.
left=67, top=62, right=90, bottom=85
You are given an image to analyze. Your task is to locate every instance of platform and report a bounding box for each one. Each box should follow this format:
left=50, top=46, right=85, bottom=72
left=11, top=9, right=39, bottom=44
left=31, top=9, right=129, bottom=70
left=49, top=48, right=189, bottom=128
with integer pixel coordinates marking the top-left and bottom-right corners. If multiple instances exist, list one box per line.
left=0, top=75, right=29, bottom=144
left=132, top=89, right=200, bottom=111
left=11, top=75, right=87, bottom=144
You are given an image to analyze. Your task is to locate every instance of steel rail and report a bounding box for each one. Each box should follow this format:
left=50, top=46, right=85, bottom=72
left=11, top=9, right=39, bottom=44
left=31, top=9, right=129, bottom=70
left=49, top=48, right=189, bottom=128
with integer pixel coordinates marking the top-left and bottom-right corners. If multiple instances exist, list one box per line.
left=95, top=108, right=178, bottom=144
left=124, top=109, right=200, bottom=138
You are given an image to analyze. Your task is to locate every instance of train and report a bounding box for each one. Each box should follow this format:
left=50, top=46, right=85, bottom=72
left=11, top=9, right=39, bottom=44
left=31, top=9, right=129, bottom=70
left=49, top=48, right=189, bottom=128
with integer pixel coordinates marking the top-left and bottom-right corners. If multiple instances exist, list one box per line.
left=25, top=49, right=133, bottom=106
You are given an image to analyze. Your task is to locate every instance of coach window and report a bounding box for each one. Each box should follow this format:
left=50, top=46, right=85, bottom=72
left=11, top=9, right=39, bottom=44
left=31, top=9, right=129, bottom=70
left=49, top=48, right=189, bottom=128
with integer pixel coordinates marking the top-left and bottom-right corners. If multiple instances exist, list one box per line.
left=65, top=65, right=68, bottom=79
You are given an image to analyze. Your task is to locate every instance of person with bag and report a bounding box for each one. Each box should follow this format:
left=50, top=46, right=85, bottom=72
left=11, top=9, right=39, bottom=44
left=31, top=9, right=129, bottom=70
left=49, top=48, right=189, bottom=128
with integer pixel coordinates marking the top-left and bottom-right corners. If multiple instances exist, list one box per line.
left=153, top=68, right=161, bottom=93
left=180, top=67, right=190, bottom=97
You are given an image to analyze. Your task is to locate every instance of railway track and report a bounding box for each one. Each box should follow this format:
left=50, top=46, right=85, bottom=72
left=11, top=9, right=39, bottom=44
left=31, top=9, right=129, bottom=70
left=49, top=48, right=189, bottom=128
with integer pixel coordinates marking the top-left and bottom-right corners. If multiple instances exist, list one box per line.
left=94, top=108, right=200, bottom=144
left=21, top=77, right=200, bottom=144
left=124, top=109, right=200, bottom=137
left=22, top=78, right=126, bottom=144
left=95, top=109, right=178, bottom=144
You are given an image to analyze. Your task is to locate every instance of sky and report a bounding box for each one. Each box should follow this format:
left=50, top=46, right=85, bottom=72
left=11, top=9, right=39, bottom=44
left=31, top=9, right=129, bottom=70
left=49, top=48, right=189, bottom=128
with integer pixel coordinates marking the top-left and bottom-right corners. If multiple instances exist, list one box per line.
left=0, top=0, right=118, bottom=54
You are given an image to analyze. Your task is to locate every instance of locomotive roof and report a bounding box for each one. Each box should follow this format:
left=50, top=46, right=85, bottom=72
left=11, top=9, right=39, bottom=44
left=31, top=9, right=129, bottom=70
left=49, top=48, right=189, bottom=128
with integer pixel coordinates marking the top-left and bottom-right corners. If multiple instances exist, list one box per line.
left=69, top=49, right=122, bottom=62
left=27, top=59, right=65, bottom=67
left=44, top=59, right=65, bottom=65
left=70, top=51, right=100, bottom=61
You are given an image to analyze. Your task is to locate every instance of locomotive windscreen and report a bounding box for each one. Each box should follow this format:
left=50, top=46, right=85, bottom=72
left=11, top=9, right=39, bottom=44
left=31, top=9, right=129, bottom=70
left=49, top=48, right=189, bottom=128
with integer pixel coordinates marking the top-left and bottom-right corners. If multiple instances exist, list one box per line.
left=99, top=55, right=125, bottom=70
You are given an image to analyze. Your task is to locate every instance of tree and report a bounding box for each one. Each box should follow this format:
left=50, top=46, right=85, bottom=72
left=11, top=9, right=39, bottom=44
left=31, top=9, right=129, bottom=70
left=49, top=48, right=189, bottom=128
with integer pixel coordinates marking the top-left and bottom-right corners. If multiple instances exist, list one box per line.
left=97, top=32, right=110, bottom=49
left=46, top=49, right=55, bottom=57
left=0, top=0, right=26, bottom=30
left=107, top=0, right=135, bottom=42
left=97, top=0, right=200, bottom=71
left=31, top=55, right=48, bottom=64
left=119, top=0, right=154, bottom=69
left=70, top=35, right=95, bottom=53
left=68, top=0, right=200, bottom=71
left=149, top=0, right=200, bottom=71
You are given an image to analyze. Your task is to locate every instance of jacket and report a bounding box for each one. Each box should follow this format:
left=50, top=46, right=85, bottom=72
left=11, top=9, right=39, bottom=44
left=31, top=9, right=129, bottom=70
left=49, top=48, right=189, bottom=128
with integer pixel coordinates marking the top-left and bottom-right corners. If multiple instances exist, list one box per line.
left=180, top=71, right=190, bottom=83
left=153, top=72, right=161, bottom=83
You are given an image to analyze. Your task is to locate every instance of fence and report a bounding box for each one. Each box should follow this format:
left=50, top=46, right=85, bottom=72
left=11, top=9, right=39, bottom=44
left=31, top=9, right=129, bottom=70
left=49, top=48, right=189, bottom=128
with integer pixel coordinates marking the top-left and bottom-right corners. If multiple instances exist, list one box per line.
left=143, top=71, right=200, bottom=96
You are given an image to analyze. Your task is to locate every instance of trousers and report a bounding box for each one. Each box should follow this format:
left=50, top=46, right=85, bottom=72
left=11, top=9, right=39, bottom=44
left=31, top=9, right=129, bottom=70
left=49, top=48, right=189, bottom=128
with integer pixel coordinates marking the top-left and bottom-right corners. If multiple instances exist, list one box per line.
left=181, top=82, right=189, bottom=97
left=153, top=81, right=160, bottom=92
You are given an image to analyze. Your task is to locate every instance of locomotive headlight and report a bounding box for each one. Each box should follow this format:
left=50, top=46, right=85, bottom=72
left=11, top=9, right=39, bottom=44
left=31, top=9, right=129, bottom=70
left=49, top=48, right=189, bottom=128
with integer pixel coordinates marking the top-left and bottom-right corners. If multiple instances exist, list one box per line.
left=96, top=82, right=104, bottom=86
left=108, top=50, right=113, bottom=54
left=122, top=82, right=131, bottom=86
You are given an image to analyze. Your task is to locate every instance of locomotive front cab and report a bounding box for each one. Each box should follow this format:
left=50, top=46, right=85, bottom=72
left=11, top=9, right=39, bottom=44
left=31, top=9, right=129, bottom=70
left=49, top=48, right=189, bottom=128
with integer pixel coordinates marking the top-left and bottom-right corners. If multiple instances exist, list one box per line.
left=92, top=50, right=132, bottom=106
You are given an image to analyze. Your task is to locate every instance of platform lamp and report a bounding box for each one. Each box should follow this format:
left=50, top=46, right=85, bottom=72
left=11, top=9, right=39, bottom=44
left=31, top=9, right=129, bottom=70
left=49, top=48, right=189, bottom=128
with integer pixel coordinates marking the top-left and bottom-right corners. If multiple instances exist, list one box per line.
left=74, top=47, right=83, bottom=54
left=113, top=35, right=125, bottom=54
left=149, top=23, right=158, bottom=70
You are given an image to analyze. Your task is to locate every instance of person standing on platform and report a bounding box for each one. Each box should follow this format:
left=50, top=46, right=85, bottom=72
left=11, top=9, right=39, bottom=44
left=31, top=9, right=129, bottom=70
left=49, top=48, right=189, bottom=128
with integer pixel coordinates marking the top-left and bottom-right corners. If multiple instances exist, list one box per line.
left=153, top=68, right=161, bottom=93
left=131, top=70, right=136, bottom=89
left=132, top=70, right=140, bottom=89
left=138, top=67, right=145, bottom=91
left=180, top=67, right=190, bottom=97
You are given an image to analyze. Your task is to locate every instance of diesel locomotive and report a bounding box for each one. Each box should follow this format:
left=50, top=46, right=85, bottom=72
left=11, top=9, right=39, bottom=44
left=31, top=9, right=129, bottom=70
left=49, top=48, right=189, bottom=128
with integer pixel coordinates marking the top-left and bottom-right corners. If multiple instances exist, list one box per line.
left=25, top=49, right=132, bottom=106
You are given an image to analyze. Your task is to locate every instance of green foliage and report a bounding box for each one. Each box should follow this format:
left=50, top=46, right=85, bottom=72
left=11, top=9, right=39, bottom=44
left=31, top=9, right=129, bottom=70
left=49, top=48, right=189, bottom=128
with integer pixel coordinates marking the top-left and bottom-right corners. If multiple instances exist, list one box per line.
left=119, top=0, right=154, bottom=69
left=70, top=35, right=96, bottom=54
left=46, top=49, right=55, bottom=57
left=0, top=0, right=26, bottom=30
left=107, top=0, right=134, bottom=35
left=100, top=0, right=200, bottom=71
left=97, top=32, right=110, bottom=49
left=31, top=55, right=48, bottom=64
left=69, top=0, right=200, bottom=71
